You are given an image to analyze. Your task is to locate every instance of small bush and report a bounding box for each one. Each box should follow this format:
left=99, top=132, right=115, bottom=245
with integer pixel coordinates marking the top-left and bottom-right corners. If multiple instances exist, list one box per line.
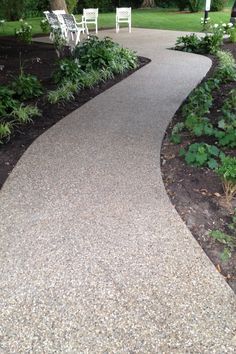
left=11, top=72, right=43, bottom=100
left=188, top=0, right=203, bottom=12
left=210, top=0, right=225, bottom=11
left=0, top=85, right=18, bottom=116
left=40, top=18, right=49, bottom=33
left=15, top=19, right=32, bottom=44
left=53, top=58, right=84, bottom=84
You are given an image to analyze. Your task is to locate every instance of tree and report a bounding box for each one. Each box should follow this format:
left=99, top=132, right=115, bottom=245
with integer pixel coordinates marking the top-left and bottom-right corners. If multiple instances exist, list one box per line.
left=49, top=0, right=68, bottom=12
left=141, top=0, right=155, bottom=7
left=231, top=1, right=236, bottom=23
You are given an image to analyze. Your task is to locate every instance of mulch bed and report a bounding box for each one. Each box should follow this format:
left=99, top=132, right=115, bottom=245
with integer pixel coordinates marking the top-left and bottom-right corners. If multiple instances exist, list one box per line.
left=0, top=36, right=150, bottom=189
left=161, top=41, right=236, bottom=293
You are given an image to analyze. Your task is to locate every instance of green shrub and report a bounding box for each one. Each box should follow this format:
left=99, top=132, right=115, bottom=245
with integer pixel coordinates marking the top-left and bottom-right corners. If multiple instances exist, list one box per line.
left=179, top=143, right=224, bottom=169
left=182, top=84, right=213, bottom=117
left=175, top=0, right=188, bottom=10
left=11, top=72, right=43, bottom=100
left=175, top=23, right=224, bottom=54
left=0, top=86, right=18, bottom=116
left=74, top=36, right=137, bottom=72
left=210, top=0, right=225, bottom=11
left=188, top=0, right=203, bottom=12
left=185, top=114, right=214, bottom=136
left=15, top=19, right=32, bottom=44
left=66, top=0, right=77, bottom=13
left=40, top=18, right=49, bottom=33
left=53, top=58, right=84, bottom=84
left=175, top=33, right=201, bottom=53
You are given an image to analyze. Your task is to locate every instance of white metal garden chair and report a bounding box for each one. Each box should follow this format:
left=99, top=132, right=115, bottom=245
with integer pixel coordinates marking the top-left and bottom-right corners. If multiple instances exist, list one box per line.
left=82, top=8, right=98, bottom=34
left=43, top=11, right=67, bottom=40
left=116, top=7, right=131, bottom=33
left=61, top=14, right=86, bottom=45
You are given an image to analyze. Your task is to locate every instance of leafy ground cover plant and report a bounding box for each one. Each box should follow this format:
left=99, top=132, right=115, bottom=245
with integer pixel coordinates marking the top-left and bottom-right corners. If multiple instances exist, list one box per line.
left=210, top=209, right=236, bottom=261
left=11, top=71, right=43, bottom=100
left=179, top=142, right=224, bottom=169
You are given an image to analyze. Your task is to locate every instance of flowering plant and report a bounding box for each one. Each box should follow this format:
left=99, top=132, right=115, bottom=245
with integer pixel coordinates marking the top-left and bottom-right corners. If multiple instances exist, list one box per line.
left=40, top=18, right=49, bottom=33
left=15, top=20, right=32, bottom=44
left=223, top=23, right=236, bottom=43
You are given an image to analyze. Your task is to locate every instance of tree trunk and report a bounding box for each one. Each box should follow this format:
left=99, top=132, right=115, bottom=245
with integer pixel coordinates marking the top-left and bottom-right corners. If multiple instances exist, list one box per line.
left=231, top=1, right=236, bottom=23
left=49, top=0, right=68, bottom=12
left=141, top=0, right=155, bottom=7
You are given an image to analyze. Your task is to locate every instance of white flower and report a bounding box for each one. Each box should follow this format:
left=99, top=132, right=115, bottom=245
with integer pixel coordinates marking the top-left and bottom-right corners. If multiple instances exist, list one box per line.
left=19, top=18, right=23, bottom=22
left=29, top=25, right=32, bottom=29
left=214, top=24, right=219, bottom=28
left=25, top=22, right=28, bottom=25
left=0, top=19, right=5, bottom=23
left=228, top=23, right=233, bottom=27
left=222, top=23, right=226, bottom=27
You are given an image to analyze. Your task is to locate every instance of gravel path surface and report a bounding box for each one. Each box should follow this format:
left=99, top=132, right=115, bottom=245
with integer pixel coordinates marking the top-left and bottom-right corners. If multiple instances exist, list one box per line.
left=0, top=29, right=235, bottom=353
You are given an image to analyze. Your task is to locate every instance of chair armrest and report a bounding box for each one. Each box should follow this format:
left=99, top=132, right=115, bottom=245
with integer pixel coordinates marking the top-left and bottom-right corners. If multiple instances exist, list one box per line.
left=76, top=21, right=84, bottom=26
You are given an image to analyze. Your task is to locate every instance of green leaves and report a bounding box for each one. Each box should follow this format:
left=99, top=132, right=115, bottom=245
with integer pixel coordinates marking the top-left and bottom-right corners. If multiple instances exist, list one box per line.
left=11, top=73, right=43, bottom=100
left=210, top=210, right=236, bottom=261
left=180, top=143, right=223, bottom=169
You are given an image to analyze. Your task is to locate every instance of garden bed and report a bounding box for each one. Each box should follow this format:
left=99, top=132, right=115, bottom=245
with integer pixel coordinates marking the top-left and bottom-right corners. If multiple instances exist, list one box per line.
left=0, top=36, right=150, bottom=189
left=161, top=41, right=236, bottom=293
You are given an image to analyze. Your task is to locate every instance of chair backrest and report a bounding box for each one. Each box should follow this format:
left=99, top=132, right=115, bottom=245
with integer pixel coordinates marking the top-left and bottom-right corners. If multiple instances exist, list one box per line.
left=53, top=10, right=66, bottom=15
left=116, top=7, right=131, bottom=19
left=83, top=8, right=98, bottom=20
left=61, top=14, right=78, bottom=31
left=45, top=12, right=61, bottom=28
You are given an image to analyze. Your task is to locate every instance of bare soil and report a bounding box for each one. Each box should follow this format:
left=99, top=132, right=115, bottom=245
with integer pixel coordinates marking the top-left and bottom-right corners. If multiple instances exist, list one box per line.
left=161, top=41, right=236, bottom=292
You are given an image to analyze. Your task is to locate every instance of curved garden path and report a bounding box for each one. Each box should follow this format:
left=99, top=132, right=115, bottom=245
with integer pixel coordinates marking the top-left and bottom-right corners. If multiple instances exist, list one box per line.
left=0, top=29, right=235, bottom=352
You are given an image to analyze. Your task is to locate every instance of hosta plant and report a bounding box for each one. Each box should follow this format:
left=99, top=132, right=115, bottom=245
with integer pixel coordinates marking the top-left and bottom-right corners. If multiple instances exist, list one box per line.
left=11, top=72, right=43, bottom=100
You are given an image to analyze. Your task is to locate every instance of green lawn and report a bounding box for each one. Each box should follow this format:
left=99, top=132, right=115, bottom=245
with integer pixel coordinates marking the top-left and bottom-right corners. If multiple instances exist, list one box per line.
left=0, top=1, right=234, bottom=37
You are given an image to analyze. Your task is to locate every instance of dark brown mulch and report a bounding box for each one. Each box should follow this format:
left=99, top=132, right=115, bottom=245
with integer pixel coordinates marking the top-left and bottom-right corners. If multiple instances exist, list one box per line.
left=0, top=36, right=150, bottom=189
left=161, top=41, right=236, bottom=293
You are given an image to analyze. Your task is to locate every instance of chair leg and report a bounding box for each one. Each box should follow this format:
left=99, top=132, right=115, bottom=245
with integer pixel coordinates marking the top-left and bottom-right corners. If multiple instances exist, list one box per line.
left=75, top=30, right=81, bottom=46
left=116, top=22, right=119, bottom=33
left=129, top=22, right=131, bottom=33
left=95, top=22, right=98, bottom=34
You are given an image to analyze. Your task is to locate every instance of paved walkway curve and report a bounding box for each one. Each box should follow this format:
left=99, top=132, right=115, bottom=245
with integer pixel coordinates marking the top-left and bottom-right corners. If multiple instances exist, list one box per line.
left=1, top=29, right=235, bottom=353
